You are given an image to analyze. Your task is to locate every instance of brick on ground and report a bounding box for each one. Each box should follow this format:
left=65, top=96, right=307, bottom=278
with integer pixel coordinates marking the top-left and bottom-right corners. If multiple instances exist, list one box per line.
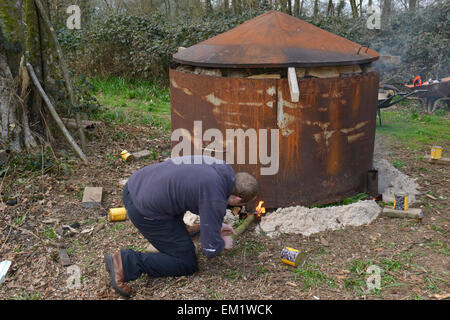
left=82, top=187, right=103, bottom=208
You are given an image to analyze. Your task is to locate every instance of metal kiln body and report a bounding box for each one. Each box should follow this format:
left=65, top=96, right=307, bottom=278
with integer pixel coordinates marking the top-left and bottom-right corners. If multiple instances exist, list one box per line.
left=170, top=69, right=379, bottom=208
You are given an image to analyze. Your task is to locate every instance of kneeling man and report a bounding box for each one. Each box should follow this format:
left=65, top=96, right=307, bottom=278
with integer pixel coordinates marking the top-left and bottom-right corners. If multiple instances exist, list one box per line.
left=104, top=155, right=258, bottom=297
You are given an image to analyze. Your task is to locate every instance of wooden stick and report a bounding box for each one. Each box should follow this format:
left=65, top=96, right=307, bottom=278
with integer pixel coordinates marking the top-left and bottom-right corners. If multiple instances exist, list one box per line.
left=34, top=0, right=87, bottom=152
left=26, top=63, right=88, bottom=164
left=382, top=207, right=424, bottom=219
left=423, top=155, right=450, bottom=165
left=288, top=67, right=299, bottom=102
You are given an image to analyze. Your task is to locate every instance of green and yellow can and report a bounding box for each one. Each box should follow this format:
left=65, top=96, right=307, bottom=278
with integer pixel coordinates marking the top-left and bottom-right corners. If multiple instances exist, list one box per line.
left=120, top=150, right=134, bottom=162
left=108, top=207, right=127, bottom=222
left=281, top=246, right=306, bottom=267
left=394, top=192, right=408, bottom=211
left=430, top=146, right=442, bottom=160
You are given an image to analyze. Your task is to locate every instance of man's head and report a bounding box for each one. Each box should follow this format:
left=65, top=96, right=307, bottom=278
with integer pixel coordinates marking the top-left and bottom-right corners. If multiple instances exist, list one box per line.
left=227, top=172, right=258, bottom=206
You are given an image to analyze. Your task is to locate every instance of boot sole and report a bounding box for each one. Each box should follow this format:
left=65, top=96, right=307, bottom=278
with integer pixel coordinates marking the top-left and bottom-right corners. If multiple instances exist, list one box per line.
left=104, top=253, right=131, bottom=297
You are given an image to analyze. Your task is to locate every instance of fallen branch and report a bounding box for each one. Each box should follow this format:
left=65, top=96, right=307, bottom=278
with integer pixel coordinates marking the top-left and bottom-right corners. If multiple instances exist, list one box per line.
left=26, top=63, right=88, bottom=164
left=34, top=0, right=86, bottom=152
left=233, top=214, right=256, bottom=237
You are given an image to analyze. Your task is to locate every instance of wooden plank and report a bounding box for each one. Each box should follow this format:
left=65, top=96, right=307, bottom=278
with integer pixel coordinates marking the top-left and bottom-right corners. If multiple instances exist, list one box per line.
left=82, top=187, right=103, bottom=208
left=132, top=150, right=151, bottom=160
left=296, top=68, right=306, bottom=78
left=307, top=66, right=340, bottom=78
left=247, top=74, right=281, bottom=79
left=423, top=155, right=450, bottom=165
left=287, top=67, right=299, bottom=102
left=382, top=207, right=424, bottom=219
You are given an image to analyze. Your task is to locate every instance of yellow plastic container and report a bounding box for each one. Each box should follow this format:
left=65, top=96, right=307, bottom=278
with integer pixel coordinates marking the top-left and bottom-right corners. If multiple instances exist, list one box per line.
left=430, top=146, right=442, bottom=160
left=108, top=207, right=127, bottom=222
left=120, top=150, right=134, bottom=162
left=280, top=246, right=306, bottom=267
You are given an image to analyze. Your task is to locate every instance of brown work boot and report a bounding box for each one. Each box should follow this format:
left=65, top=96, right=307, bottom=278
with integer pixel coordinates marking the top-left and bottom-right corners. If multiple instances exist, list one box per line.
left=104, top=252, right=131, bottom=297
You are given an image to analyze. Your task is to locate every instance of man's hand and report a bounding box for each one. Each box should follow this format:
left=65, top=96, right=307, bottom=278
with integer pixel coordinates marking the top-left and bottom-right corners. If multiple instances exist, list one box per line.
left=221, top=223, right=237, bottom=237
left=221, top=223, right=237, bottom=252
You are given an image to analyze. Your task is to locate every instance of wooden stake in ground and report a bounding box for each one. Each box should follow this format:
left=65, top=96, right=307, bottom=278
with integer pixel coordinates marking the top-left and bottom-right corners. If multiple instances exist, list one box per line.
left=33, top=0, right=87, bottom=152
left=26, top=63, right=88, bottom=164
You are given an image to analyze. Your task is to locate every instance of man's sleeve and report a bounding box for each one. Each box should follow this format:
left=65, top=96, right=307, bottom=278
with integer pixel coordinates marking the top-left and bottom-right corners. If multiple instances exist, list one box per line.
left=198, top=199, right=227, bottom=258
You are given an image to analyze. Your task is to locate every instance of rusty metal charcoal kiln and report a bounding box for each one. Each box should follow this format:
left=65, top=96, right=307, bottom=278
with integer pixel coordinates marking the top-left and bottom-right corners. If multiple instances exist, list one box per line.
left=169, top=11, right=380, bottom=208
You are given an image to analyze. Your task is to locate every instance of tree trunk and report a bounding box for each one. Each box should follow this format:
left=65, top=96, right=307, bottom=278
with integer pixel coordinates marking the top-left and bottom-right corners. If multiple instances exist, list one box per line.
left=0, top=0, right=79, bottom=153
left=313, top=0, right=319, bottom=18
left=294, top=0, right=300, bottom=16
left=0, top=49, right=21, bottom=151
left=382, top=0, right=391, bottom=19
left=336, top=0, right=345, bottom=16
left=327, top=0, right=334, bottom=16
left=232, top=0, right=241, bottom=14
left=408, top=0, right=416, bottom=12
left=287, top=0, right=292, bottom=14
left=205, top=0, right=213, bottom=11
left=349, top=0, right=358, bottom=18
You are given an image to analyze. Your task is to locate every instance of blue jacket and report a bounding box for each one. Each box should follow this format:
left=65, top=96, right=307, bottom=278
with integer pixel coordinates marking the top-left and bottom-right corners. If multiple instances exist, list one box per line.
left=127, top=156, right=235, bottom=257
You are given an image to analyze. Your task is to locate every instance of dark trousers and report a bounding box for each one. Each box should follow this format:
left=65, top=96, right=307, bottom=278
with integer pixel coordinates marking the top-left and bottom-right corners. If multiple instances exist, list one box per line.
left=120, top=184, right=198, bottom=282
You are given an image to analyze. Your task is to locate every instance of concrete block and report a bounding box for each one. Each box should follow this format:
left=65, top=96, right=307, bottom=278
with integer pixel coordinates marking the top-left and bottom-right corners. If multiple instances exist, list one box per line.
left=82, top=187, right=103, bottom=208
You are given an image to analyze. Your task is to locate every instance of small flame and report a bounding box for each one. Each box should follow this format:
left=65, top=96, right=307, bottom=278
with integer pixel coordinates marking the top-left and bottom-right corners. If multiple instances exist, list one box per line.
left=255, top=201, right=266, bottom=218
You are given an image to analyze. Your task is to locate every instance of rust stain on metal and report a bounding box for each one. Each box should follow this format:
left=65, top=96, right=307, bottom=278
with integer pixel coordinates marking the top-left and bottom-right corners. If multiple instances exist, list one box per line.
left=173, top=11, right=379, bottom=68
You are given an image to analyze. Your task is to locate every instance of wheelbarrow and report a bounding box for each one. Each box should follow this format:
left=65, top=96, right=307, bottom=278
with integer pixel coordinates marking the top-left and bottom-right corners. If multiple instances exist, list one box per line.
left=404, top=76, right=450, bottom=113
left=377, top=84, right=427, bottom=126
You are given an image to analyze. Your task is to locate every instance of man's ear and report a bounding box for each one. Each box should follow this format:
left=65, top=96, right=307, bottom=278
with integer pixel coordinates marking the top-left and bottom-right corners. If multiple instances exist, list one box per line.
left=227, top=195, right=243, bottom=206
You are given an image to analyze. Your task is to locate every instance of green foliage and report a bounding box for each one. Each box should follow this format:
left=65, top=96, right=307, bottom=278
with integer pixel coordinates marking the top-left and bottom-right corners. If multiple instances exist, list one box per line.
left=58, top=2, right=449, bottom=85
left=309, top=193, right=369, bottom=208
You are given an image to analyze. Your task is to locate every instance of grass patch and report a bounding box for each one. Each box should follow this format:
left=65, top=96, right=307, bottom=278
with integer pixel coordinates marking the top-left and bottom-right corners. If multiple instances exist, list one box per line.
left=291, top=263, right=335, bottom=291
left=90, top=77, right=170, bottom=130
left=377, top=108, right=450, bottom=149
left=426, top=241, right=448, bottom=255
left=309, top=193, right=368, bottom=208
left=40, top=227, right=57, bottom=241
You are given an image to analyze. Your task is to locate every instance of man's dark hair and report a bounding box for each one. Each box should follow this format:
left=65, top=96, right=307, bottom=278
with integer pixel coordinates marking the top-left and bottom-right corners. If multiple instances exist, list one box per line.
left=232, top=172, right=258, bottom=203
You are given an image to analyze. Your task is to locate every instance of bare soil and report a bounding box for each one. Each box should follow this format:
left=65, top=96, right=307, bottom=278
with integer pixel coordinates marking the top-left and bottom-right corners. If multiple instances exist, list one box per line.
left=0, top=122, right=448, bottom=300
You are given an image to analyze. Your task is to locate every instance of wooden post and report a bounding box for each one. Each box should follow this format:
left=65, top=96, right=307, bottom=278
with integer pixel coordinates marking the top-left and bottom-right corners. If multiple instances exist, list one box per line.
left=288, top=67, right=299, bottom=102
left=27, top=63, right=88, bottom=164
